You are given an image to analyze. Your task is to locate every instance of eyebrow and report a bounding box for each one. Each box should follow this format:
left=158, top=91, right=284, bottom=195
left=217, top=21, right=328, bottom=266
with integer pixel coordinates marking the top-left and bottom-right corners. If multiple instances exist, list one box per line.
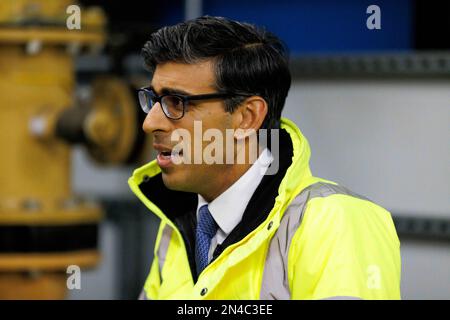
left=149, top=85, right=193, bottom=96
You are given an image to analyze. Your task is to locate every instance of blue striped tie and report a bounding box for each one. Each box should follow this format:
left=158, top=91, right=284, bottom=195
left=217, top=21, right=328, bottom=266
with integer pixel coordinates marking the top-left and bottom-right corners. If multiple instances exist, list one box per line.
left=195, top=205, right=218, bottom=276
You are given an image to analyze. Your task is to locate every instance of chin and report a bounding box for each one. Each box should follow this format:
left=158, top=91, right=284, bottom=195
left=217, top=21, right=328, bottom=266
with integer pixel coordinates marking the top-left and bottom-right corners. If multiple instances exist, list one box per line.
left=160, top=169, right=193, bottom=193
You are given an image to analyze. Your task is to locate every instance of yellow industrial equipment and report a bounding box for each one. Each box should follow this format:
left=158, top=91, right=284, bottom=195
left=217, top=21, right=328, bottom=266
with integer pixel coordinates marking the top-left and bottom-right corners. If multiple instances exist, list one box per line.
left=0, top=0, right=141, bottom=299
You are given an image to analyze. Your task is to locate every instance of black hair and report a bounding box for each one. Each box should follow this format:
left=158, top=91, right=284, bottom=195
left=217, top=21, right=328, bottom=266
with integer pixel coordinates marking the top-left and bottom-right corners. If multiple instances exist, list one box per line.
left=142, top=16, right=291, bottom=130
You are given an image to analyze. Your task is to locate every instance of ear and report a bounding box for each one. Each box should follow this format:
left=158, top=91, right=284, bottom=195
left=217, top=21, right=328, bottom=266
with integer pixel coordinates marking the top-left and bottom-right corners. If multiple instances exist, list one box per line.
left=233, top=96, right=268, bottom=140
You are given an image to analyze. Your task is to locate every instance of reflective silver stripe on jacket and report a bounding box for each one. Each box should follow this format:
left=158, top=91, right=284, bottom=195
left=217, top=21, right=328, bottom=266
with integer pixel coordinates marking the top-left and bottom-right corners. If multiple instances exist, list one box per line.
left=157, top=225, right=173, bottom=281
left=260, top=182, right=369, bottom=300
left=138, top=290, right=148, bottom=300
left=139, top=225, right=173, bottom=300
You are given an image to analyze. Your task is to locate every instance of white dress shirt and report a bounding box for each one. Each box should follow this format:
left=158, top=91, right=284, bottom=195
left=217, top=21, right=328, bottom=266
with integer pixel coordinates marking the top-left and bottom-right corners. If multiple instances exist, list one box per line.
left=196, top=148, right=273, bottom=262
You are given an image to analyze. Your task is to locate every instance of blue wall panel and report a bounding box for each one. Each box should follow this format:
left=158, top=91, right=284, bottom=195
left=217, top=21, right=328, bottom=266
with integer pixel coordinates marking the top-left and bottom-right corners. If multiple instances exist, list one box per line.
left=202, top=0, right=413, bottom=54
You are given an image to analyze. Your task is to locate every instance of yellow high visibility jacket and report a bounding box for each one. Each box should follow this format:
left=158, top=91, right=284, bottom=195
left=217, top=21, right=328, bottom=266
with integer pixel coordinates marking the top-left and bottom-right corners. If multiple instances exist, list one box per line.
left=128, top=118, right=401, bottom=300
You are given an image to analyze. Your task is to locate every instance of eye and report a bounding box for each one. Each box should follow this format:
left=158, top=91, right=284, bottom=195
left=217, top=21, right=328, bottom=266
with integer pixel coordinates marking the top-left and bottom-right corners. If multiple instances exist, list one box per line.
left=167, top=96, right=184, bottom=110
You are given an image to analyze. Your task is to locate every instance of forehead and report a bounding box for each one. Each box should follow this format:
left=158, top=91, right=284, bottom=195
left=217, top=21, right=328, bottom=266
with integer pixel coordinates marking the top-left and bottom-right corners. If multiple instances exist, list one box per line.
left=151, top=60, right=216, bottom=94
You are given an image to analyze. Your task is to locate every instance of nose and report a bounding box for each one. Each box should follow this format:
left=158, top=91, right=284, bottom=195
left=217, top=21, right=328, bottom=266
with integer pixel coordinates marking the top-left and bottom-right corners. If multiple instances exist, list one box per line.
left=142, top=102, right=172, bottom=134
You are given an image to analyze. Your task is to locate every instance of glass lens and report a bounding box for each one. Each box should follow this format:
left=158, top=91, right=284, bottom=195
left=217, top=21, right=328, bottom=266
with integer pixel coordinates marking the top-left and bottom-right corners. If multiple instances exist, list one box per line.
left=138, top=90, right=152, bottom=113
left=161, top=95, right=184, bottom=119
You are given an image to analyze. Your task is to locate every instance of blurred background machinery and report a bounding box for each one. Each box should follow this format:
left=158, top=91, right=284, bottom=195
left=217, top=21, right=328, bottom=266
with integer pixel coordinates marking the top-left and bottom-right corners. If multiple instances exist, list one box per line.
left=0, top=0, right=449, bottom=300
left=0, top=0, right=147, bottom=299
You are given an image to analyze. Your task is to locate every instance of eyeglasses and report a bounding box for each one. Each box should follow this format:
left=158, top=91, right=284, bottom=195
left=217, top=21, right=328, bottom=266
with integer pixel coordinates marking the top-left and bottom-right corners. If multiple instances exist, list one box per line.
left=138, top=87, right=250, bottom=120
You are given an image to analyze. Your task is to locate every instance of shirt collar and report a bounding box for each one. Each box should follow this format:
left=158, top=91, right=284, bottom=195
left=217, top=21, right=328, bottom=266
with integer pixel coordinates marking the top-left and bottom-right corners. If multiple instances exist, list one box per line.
left=197, top=148, right=273, bottom=235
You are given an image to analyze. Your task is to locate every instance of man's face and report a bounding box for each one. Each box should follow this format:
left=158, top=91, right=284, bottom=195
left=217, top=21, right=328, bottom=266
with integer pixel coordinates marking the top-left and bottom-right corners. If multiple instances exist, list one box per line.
left=142, top=60, right=238, bottom=196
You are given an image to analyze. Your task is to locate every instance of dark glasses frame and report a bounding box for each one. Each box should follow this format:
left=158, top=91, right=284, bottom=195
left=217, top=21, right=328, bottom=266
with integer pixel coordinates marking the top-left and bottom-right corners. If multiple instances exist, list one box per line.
left=138, top=87, right=252, bottom=120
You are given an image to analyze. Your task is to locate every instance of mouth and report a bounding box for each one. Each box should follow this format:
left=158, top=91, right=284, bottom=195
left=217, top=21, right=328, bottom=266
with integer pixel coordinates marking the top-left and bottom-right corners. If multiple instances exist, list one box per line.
left=154, top=145, right=183, bottom=168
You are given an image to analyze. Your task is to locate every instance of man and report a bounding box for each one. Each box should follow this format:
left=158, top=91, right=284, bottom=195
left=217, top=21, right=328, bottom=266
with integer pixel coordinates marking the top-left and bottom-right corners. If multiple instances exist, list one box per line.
left=128, top=16, right=401, bottom=300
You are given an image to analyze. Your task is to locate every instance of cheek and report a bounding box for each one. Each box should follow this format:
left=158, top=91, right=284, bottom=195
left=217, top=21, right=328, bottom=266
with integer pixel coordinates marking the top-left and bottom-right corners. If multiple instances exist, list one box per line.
left=191, top=102, right=230, bottom=124
left=184, top=108, right=232, bottom=141
left=170, top=106, right=233, bottom=167
left=204, top=110, right=233, bottom=134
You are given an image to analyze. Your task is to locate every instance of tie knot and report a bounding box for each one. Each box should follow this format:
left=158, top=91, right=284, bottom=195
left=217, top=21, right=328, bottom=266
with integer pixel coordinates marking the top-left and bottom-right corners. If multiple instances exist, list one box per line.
left=197, top=205, right=218, bottom=238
